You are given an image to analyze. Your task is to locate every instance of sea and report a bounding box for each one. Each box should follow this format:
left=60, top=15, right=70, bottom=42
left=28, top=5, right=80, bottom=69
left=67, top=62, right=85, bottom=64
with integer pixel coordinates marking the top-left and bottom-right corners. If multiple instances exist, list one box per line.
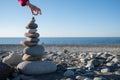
left=0, top=37, right=120, bottom=44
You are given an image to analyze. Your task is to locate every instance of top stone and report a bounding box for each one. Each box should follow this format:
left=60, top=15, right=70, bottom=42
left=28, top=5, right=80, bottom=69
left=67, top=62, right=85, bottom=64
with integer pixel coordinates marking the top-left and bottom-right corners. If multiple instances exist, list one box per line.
left=26, top=17, right=38, bottom=29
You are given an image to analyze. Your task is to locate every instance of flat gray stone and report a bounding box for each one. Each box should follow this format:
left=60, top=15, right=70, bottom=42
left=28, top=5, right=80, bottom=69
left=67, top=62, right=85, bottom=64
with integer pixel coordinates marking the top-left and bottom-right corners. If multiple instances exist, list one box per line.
left=22, top=54, right=42, bottom=61
left=23, top=45, right=45, bottom=56
left=27, top=38, right=39, bottom=42
left=28, top=29, right=37, bottom=33
left=17, top=61, right=57, bottom=75
left=26, top=23, right=38, bottom=29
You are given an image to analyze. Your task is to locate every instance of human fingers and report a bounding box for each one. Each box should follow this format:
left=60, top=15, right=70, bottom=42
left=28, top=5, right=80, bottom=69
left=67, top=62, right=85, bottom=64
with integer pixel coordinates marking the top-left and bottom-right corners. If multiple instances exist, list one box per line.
left=32, top=8, right=41, bottom=15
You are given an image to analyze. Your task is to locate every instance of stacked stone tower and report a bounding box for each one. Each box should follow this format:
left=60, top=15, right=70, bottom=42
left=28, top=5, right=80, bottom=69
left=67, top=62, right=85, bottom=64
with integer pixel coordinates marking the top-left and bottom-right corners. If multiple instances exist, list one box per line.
left=21, top=17, right=44, bottom=60
left=17, top=17, right=57, bottom=75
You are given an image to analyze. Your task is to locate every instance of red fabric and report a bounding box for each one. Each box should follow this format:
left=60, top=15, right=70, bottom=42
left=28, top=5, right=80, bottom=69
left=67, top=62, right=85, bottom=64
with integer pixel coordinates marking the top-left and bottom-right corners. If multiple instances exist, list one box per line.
left=18, top=0, right=29, bottom=6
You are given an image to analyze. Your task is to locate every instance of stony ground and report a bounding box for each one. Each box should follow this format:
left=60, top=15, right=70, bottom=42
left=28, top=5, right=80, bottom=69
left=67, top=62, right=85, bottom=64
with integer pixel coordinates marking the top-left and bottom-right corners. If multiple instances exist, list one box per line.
left=0, top=44, right=120, bottom=80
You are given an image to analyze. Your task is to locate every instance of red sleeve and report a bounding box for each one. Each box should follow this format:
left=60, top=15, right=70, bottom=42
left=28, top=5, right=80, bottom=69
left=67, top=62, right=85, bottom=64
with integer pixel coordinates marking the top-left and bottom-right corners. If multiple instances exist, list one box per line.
left=18, top=0, right=29, bottom=6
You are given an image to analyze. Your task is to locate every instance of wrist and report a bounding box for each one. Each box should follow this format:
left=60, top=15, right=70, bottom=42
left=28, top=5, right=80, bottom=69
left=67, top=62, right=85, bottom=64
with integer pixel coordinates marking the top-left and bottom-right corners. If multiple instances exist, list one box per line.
left=26, top=1, right=30, bottom=6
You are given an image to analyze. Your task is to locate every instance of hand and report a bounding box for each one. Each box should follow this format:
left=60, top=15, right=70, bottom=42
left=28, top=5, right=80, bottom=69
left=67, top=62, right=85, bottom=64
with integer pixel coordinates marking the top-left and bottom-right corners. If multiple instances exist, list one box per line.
left=26, top=1, right=42, bottom=15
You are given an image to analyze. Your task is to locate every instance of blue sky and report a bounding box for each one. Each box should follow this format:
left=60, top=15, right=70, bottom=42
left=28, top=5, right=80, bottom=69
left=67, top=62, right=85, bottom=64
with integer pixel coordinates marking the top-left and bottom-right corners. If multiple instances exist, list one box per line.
left=0, top=0, right=120, bottom=37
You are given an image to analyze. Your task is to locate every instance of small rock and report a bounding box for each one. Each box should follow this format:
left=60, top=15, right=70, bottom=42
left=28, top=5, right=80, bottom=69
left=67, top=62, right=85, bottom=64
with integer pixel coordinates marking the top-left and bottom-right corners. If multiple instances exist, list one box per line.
left=2, top=53, right=22, bottom=66
left=75, top=75, right=85, bottom=80
left=28, top=29, right=37, bottom=33
left=96, top=52, right=104, bottom=57
left=80, top=58, right=88, bottom=63
left=101, top=52, right=112, bottom=58
left=63, top=49, right=68, bottom=53
left=64, top=70, right=74, bottom=77
left=114, top=71, right=120, bottom=75
left=84, top=78, right=92, bottom=80
left=26, top=38, right=39, bottom=42
left=90, top=59, right=100, bottom=67
left=86, top=63, right=94, bottom=70
left=89, top=52, right=96, bottom=59
left=79, top=53, right=89, bottom=59
left=112, top=57, right=120, bottom=63
left=93, top=77, right=107, bottom=80
left=57, top=51, right=63, bottom=55
left=24, top=33, right=39, bottom=38
left=101, top=68, right=110, bottom=73
left=66, top=78, right=72, bottom=80
left=21, top=41, right=38, bottom=47
left=106, top=62, right=116, bottom=67
left=26, top=17, right=38, bottom=29
left=106, top=56, right=114, bottom=62
left=22, top=54, right=42, bottom=61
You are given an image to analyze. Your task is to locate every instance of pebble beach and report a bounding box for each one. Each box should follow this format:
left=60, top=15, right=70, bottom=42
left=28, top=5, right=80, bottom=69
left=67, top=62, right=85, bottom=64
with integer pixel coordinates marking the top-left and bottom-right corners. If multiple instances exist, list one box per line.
left=0, top=44, right=120, bottom=54
left=0, top=44, right=120, bottom=80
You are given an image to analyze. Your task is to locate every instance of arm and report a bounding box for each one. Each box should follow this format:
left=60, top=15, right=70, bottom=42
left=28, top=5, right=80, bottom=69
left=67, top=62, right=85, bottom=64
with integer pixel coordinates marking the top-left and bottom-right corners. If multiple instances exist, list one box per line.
left=18, top=0, right=41, bottom=15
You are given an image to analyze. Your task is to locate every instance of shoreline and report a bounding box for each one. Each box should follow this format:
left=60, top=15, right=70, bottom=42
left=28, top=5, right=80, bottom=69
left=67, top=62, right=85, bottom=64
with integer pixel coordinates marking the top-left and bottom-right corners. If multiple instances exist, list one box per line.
left=0, top=44, right=120, bottom=55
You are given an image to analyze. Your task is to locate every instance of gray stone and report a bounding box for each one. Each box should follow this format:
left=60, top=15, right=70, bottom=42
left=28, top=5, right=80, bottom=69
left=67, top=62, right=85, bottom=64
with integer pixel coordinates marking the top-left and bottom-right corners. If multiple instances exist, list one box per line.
left=101, top=52, right=112, bottom=58
left=0, top=62, right=14, bottom=80
left=106, top=62, right=116, bottom=67
left=23, top=45, right=45, bottom=56
left=21, top=41, right=38, bottom=47
left=93, top=77, right=107, bottom=80
left=112, top=57, right=120, bottom=63
left=24, top=33, right=39, bottom=38
left=26, top=17, right=38, bottom=29
left=101, top=68, right=110, bottom=73
left=26, top=23, right=38, bottom=29
left=80, top=58, right=88, bottom=63
left=76, top=75, right=85, bottom=80
left=63, top=49, right=68, bottom=53
left=66, top=78, right=72, bottom=80
left=28, top=29, right=37, bottom=33
left=84, top=78, right=92, bottom=80
left=17, top=61, right=57, bottom=75
left=64, top=70, right=74, bottom=77
left=79, top=53, right=89, bottom=59
left=2, top=53, right=22, bottom=66
left=89, top=52, right=96, bottom=59
left=86, top=63, right=94, bottom=70
left=22, top=54, right=42, bottom=61
left=88, top=59, right=100, bottom=67
left=114, top=71, right=120, bottom=75
left=106, top=56, right=114, bottom=62
left=27, top=38, right=39, bottom=42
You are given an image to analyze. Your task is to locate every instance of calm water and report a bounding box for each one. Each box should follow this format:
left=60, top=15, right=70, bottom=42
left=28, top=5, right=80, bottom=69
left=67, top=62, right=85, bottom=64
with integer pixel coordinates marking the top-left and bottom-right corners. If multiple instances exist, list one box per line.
left=0, top=37, right=120, bottom=44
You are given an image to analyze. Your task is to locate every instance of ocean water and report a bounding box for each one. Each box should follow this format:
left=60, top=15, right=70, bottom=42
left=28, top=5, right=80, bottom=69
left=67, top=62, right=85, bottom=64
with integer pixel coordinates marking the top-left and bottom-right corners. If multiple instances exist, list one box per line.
left=0, top=37, right=120, bottom=44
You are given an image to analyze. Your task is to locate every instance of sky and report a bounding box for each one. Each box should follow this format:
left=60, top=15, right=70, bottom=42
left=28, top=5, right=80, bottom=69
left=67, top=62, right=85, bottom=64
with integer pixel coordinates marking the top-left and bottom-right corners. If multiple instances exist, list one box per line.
left=0, top=0, right=120, bottom=37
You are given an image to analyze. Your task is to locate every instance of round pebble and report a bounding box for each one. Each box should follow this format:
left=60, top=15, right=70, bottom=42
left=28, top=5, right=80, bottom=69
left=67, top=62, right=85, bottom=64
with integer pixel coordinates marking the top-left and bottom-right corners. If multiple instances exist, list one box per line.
left=64, top=70, right=74, bottom=77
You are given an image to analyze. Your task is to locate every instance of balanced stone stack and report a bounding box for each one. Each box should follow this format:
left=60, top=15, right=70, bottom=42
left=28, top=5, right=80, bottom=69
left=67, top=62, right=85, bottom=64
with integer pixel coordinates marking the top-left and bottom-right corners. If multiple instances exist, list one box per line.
left=17, top=17, right=57, bottom=75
